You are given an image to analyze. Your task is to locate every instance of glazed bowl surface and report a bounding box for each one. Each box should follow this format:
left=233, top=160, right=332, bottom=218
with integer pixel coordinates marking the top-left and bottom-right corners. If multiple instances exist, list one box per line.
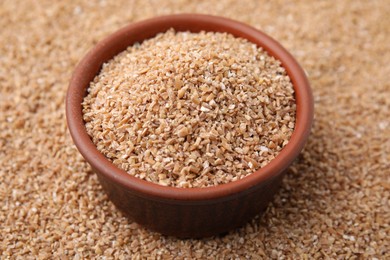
left=66, top=14, right=313, bottom=238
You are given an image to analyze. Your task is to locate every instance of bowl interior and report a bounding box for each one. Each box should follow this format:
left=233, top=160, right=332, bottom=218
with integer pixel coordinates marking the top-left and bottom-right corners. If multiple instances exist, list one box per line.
left=66, top=14, right=313, bottom=201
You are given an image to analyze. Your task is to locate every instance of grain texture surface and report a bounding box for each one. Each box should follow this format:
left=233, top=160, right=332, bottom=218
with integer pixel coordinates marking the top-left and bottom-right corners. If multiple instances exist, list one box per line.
left=83, top=30, right=296, bottom=188
left=0, top=0, right=389, bottom=258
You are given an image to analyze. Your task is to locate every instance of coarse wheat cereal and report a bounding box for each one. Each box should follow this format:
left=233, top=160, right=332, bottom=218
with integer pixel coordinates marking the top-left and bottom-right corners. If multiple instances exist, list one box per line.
left=1, top=1, right=389, bottom=258
left=82, top=29, right=296, bottom=187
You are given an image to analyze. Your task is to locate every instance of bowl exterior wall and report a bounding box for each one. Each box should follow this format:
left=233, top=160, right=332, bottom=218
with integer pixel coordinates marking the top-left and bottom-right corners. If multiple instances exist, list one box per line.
left=95, top=167, right=284, bottom=237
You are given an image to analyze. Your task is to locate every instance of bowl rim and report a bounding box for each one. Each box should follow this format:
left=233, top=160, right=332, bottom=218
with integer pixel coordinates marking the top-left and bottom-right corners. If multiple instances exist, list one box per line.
left=66, top=13, right=313, bottom=201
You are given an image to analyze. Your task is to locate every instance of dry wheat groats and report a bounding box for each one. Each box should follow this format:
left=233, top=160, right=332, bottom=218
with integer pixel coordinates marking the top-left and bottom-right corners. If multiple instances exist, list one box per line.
left=82, top=29, right=296, bottom=188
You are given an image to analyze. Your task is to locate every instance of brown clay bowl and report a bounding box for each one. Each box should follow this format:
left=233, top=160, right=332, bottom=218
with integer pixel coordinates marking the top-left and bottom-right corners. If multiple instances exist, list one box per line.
left=66, top=14, right=314, bottom=238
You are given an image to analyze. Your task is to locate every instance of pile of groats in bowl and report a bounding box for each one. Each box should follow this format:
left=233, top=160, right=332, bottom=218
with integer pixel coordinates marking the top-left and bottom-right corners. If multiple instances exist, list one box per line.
left=67, top=14, right=313, bottom=237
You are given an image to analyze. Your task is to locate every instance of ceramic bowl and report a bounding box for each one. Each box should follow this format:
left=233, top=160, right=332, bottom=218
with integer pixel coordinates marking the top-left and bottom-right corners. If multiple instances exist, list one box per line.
left=66, top=14, right=313, bottom=238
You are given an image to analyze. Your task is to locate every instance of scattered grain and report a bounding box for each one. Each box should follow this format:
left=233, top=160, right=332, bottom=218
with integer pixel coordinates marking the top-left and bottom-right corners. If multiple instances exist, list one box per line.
left=1, top=0, right=389, bottom=259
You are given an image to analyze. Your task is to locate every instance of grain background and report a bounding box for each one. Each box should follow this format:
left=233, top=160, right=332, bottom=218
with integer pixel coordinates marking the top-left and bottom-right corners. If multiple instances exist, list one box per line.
left=0, top=0, right=389, bottom=258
